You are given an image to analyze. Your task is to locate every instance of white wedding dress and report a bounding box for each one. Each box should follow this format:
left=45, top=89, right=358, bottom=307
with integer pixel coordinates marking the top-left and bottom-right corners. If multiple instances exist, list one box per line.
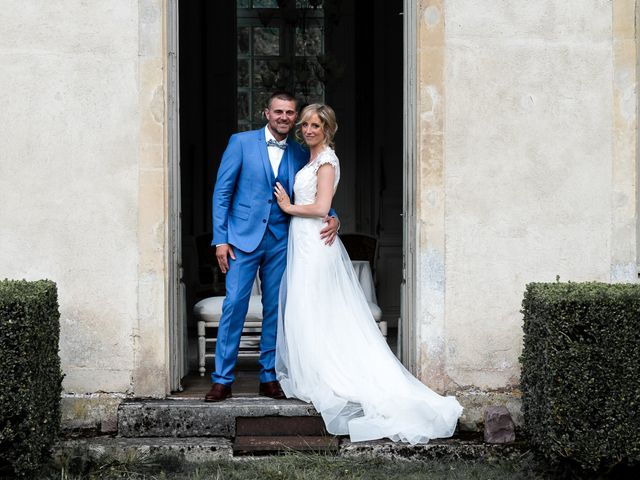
left=276, top=148, right=462, bottom=444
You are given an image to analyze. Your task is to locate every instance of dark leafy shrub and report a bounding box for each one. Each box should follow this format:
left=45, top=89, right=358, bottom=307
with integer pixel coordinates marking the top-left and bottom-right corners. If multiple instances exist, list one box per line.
left=0, top=280, right=63, bottom=478
left=520, top=282, right=640, bottom=471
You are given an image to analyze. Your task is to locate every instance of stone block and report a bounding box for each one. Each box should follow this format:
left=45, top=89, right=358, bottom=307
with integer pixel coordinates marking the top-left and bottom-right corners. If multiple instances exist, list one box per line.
left=55, top=437, right=233, bottom=464
left=483, top=406, right=515, bottom=444
left=234, top=435, right=339, bottom=454
left=100, top=417, right=118, bottom=434
left=456, top=389, right=522, bottom=431
left=118, top=398, right=319, bottom=437
left=340, top=436, right=525, bottom=462
left=61, top=395, right=122, bottom=433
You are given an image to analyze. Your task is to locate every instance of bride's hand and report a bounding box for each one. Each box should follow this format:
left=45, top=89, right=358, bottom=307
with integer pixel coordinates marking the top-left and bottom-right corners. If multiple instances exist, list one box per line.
left=274, top=182, right=292, bottom=213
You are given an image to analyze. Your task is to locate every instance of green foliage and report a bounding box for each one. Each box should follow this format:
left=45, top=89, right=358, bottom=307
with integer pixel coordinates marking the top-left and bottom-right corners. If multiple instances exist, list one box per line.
left=0, top=279, right=64, bottom=478
left=520, top=282, right=640, bottom=471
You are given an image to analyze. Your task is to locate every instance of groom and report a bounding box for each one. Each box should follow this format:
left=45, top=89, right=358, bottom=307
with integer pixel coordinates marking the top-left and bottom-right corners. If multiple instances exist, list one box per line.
left=205, top=91, right=339, bottom=402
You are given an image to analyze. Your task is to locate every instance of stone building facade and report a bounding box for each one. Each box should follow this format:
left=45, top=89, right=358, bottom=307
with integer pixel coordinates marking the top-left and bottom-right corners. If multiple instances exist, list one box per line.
left=0, top=0, right=637, bottom=431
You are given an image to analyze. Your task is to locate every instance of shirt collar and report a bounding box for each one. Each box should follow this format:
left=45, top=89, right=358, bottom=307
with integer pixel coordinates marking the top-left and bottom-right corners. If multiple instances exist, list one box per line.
left=264, top=126, right=288, bottom=146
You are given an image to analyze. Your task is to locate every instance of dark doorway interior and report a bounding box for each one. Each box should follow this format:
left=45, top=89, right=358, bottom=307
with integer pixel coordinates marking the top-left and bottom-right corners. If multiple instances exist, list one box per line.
left=178, top=0, right=403, bottom=393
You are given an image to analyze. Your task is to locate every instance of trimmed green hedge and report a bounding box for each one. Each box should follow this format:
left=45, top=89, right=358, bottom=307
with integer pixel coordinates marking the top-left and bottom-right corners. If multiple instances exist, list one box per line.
left=520, top=282, right=640, bottom=471
left=0, top=280, right=63, bottom=478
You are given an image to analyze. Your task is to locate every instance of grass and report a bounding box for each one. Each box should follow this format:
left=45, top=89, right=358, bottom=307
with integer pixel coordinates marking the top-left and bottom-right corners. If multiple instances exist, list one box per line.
left=40, top=449, right=553, bottom=480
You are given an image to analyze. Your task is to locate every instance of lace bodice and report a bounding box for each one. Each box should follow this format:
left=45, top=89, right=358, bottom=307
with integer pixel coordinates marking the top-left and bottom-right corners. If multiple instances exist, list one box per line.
left=293, top=148, right=340, bottom=205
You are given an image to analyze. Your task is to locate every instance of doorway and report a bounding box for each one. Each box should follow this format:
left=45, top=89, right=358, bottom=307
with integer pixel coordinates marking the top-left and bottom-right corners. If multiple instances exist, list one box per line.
left=174, top=0, right=405, bottom=394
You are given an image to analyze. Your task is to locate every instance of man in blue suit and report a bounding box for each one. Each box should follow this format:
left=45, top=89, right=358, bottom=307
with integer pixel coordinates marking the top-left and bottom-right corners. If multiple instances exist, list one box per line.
left=206, top=91, right=339, bottom=402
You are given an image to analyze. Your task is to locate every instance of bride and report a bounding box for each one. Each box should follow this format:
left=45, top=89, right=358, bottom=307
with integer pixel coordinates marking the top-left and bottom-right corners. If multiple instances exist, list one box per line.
left=273, top=104, right=462, bottom=444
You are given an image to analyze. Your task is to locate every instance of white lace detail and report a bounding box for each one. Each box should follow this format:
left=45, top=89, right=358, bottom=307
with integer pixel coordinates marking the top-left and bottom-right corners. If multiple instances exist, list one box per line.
left=311, top=149, right=338, bottom=175
left=293, top=148, right=340, bottom=205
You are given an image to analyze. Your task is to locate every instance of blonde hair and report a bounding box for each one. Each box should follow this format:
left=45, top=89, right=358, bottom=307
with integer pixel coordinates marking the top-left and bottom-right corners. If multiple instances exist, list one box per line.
left=296, top=103, right=338, bottom=149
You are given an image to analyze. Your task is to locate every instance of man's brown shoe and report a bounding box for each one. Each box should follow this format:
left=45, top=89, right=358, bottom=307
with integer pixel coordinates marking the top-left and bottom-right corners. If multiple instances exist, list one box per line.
left=204, top=383, right=232, bottom=402
left=259, top=380, right=286, bottom=399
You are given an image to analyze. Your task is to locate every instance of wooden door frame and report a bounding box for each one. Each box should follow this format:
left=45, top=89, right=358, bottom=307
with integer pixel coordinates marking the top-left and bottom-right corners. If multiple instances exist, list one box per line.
left=400, top=0, right=417, bottom=371
left=167, top=0, right=183, bottom=392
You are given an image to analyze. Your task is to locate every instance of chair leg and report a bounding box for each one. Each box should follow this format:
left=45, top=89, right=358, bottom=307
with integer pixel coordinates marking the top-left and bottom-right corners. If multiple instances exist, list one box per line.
left=379, top=320, right=388, bottom=338
left=198, top=321, right=206, bottom=377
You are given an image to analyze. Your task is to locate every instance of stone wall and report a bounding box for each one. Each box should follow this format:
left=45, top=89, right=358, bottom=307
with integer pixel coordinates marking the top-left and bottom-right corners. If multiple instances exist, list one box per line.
left=0, top=0, right=168, bottom=430
left=414, top=0, right=637, bottom=428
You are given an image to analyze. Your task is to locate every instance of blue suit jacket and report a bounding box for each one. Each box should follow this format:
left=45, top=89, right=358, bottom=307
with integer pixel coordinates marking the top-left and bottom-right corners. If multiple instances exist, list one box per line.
left=212, top=128, right=310, bottom=253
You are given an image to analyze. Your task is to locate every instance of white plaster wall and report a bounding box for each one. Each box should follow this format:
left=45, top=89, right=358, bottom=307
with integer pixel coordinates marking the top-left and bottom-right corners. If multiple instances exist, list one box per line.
left=0, top=1, right=141, bottom=393
left=442, top=0, right=616, bottom=389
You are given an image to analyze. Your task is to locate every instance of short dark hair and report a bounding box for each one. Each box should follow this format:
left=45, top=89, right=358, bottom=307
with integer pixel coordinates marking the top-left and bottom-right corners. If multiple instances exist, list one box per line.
left=267, top=91, right=297, bottom=110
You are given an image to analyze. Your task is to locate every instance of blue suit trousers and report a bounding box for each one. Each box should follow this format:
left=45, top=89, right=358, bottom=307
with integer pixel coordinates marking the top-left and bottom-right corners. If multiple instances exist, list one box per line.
left=212, top=229, right=288, bottom=385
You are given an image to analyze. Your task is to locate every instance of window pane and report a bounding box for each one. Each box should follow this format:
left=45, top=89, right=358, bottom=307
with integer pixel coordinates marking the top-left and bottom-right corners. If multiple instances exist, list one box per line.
left=254, top=59, right=283, bottom=90
left=296, top=0, right=323, bottom=8
left=295, top=82, right=324, bottom=99
left=294, top=58, right=324, bottom=102
left=292, top=58, right=318, bottom=84
left=252, top=91, right=271, bottom=122
left=237, top=27, right=250, bottom=55
left=297, top=93, right=324, bottom=108
left=237, top=0, right=251, bottom=7
left=237, top=92, right=249, bottom=121
left=253, top=27, right=279, bottom=56
left=295, top=27, right=323, bottom=56
left=304, top=80, right=323, bottom=96
left=253, top=0, right=278, bottom=7
left=237, top=59, right=249, bottom=87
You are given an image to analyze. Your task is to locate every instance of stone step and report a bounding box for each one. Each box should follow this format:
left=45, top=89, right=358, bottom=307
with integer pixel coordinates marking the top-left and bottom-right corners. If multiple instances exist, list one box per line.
left=236, top=415, right=328, bottom=436
left=339, top=435, right=526, bottom=462
left=233, top=435, right=339, bottom=454
left=118, top=397, right=320, bottom=438
left=56, top=437, right=233, bottom=463
left=55, top=434, right=524, bottom=464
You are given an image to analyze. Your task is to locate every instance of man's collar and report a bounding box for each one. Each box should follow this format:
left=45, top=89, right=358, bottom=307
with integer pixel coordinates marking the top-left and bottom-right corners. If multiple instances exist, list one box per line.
left=264, top=126, right=288, bottom=145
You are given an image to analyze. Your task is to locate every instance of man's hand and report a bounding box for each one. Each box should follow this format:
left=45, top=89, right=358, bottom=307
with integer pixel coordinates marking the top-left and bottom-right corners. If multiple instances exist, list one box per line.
left=216, top=244, right=236, bottom=274
left=320, top=216, right=340, bottom=245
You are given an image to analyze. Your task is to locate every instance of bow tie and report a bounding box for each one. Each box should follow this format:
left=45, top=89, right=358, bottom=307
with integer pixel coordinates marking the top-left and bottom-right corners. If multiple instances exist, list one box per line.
left=266, top=139, right=287, bottom=150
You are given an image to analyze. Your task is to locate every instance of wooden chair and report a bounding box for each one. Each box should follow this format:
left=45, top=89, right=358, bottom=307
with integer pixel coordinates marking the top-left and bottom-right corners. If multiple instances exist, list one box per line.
left=194, top=276, right=262, bottom=376
left=339, top=233, right=378, bottom=277
left=192, top=233, right=262, bottom=376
